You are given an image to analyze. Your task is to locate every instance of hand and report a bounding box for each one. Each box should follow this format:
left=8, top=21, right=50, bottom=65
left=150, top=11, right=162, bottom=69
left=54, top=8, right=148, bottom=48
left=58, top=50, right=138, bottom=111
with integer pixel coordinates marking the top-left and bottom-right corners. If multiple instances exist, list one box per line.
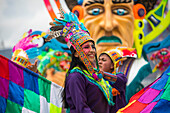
left=26, top=59, right=38, bottom=73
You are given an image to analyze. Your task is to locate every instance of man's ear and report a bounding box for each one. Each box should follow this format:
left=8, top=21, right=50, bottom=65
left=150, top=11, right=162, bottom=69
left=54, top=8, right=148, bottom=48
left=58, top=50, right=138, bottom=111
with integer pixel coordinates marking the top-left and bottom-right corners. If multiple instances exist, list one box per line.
left=110, top=63, right=114, bottom=70
left=74, top=52, right=79, bottom=57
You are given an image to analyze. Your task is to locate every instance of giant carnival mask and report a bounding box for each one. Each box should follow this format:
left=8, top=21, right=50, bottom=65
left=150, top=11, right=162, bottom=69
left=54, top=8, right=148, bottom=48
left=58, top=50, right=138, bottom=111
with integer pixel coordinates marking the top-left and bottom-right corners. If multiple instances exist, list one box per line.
left=82, top=0, right=134, bottom=55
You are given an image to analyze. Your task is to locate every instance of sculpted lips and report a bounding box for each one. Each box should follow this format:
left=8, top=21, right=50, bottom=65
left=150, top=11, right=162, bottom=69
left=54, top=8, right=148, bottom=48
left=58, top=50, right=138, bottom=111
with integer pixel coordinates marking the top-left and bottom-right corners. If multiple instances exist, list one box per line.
left=96, top=36, right=122, bottom=45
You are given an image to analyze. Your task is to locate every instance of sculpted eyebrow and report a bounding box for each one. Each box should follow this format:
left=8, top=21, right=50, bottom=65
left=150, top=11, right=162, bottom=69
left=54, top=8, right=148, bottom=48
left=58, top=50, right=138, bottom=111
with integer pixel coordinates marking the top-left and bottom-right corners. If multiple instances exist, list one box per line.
left=84, top=0, right=104, bottom=7
left=112, top=0, right=131, bottom=4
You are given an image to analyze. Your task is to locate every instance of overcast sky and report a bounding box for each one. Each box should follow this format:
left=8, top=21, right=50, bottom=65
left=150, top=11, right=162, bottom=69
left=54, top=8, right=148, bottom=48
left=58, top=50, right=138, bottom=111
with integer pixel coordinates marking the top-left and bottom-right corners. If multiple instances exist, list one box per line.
left=0, top=0, right=52, bottom=49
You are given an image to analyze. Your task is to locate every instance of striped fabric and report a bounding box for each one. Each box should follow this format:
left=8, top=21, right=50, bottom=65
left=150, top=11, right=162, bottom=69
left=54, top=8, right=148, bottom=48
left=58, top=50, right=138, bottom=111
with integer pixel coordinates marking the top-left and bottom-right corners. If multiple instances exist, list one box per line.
left=0, top=55, right=63, bottom=113
left=117, top=66, right=170, bottom=113
left=103, top=71, right=117, bottom=83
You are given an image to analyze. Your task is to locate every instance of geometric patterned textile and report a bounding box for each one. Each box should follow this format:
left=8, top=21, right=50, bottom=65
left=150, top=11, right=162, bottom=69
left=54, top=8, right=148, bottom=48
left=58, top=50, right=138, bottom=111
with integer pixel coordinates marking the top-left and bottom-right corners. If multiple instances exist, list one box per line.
left=117, top=66, right=170, bottom=113
left=0, top=55, right=63, bottom=113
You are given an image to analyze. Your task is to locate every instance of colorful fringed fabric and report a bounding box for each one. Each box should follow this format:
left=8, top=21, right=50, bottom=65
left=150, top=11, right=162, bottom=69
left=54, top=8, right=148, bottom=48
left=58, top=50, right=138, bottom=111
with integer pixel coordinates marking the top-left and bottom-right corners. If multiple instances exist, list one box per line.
left=117, top=66, right=170, bottom=113
left=0, top=55, right=63, bottom=113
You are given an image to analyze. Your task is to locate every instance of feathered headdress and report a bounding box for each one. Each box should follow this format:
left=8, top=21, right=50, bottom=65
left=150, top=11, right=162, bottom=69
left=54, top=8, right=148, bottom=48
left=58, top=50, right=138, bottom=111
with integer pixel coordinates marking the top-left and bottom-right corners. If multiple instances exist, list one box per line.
left=11, top=29, right=38, bottom=67
left=50, top=12, right=102, bottom=81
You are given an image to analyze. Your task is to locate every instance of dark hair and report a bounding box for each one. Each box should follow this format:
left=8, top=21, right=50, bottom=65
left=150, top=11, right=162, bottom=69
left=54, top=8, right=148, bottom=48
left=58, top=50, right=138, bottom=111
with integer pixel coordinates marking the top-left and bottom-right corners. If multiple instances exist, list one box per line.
left=62, top=46, right=88, bottom=108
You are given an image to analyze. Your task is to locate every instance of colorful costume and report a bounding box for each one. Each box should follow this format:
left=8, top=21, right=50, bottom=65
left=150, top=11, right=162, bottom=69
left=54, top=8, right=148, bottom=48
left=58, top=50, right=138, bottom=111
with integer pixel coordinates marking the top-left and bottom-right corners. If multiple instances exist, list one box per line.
left=11, top=49, right=31, bottom=68
left=66, top=68, right=112, bottom=113
left=51, top=12, right=114, bottom=112
left=109, top=73, right=127, bottom=113
left=105, top=47, right=151, bottom=103
left=101, top=48, right=131, bottom=112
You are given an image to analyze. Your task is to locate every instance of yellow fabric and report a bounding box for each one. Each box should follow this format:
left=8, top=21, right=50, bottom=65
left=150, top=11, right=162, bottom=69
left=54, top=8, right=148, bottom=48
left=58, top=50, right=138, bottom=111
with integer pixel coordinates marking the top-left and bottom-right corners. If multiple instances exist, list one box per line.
left=50, top=103, right=62, bottom=113
left=117, top=100, right=136, bottom=113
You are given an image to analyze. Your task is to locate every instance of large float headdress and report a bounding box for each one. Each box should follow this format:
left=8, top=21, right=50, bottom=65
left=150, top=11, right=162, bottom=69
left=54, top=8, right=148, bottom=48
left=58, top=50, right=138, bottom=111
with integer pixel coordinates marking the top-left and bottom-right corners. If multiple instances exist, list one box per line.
left=51, top=12, right=102, bottom=81
left=11, top=49, right=31, bottom=67
left=11, top=29, right=38, bottom=67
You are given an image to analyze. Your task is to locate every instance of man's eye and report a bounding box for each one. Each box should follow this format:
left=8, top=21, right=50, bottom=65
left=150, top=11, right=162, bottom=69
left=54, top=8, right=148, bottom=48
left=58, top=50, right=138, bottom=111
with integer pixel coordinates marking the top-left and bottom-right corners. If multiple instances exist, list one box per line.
left=87, top=8, right=104, bottom=15
left=112, top=8, right=129, bottom=16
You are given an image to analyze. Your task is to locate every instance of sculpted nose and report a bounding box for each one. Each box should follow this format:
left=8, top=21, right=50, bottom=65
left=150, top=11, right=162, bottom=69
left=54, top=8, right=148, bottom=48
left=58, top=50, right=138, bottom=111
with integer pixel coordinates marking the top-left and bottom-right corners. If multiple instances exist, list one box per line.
left=105, top=16, right=113, bottom=31
left=99, top=6, right=118, bottom=32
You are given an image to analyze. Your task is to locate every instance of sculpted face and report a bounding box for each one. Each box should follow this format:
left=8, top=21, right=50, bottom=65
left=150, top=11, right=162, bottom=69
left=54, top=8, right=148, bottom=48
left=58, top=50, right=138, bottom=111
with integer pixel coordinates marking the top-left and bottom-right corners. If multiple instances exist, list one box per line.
left=83, top=0, right=134, bottom=55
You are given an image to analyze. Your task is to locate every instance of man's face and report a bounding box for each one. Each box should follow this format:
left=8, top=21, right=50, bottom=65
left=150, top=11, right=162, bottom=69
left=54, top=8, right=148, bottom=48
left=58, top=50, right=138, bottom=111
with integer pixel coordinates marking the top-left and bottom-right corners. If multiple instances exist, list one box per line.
left=83, top=0, right=134, bottom=55
left=98, top=54, right=114, bottom=73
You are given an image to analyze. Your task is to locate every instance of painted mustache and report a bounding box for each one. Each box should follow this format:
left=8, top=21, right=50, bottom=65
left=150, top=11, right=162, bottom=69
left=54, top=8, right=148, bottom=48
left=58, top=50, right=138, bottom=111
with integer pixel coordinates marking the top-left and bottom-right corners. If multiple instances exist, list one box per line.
left=96, top=36, right=122, bottom=45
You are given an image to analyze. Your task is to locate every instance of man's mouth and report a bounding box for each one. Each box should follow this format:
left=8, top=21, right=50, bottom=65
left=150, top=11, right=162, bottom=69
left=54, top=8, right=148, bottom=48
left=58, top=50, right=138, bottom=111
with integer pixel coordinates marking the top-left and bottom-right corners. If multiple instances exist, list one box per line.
left=96, top=36, right=122, bottom=45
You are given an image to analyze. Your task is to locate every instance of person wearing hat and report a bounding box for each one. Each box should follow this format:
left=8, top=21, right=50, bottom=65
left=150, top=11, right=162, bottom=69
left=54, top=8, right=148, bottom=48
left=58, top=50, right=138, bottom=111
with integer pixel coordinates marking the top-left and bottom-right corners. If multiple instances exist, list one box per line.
left=98, top=47, right=137, bottom=112
left=50, top=12, right=116, bottom=113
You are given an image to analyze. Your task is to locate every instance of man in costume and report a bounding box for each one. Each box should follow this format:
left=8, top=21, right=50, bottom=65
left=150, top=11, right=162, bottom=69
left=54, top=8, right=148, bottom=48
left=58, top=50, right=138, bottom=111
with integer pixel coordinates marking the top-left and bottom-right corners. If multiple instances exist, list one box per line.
left=98, top=48, right=129, bottom=112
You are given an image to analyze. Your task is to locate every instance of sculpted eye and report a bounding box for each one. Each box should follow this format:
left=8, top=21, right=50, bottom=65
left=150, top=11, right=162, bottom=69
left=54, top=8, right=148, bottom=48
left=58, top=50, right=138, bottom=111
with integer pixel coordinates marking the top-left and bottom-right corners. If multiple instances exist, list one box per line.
left=112, top=8, right=129, bottom=16
left=87, top=7, right=104, bottom=15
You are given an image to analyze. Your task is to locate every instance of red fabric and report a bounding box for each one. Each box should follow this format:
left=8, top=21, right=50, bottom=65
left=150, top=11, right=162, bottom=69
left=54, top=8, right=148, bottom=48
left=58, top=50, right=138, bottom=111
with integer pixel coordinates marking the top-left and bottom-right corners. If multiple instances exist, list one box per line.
left=0, top=55, right=9, bottom=80
left=129, top=88, right=146, bottom=102
left=122, top=100, right=148, bottom=113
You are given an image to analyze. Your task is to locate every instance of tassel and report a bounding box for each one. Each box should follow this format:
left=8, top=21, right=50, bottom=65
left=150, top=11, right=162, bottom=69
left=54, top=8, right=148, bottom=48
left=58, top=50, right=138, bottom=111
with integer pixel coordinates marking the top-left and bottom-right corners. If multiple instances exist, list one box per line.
left=112, top=88, right=120, bottom=96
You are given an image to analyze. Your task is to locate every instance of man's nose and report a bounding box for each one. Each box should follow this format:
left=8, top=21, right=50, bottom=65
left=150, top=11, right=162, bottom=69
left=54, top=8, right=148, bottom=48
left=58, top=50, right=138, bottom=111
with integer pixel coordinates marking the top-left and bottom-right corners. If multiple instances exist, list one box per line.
left=98, top=60, right=102, bottom=64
